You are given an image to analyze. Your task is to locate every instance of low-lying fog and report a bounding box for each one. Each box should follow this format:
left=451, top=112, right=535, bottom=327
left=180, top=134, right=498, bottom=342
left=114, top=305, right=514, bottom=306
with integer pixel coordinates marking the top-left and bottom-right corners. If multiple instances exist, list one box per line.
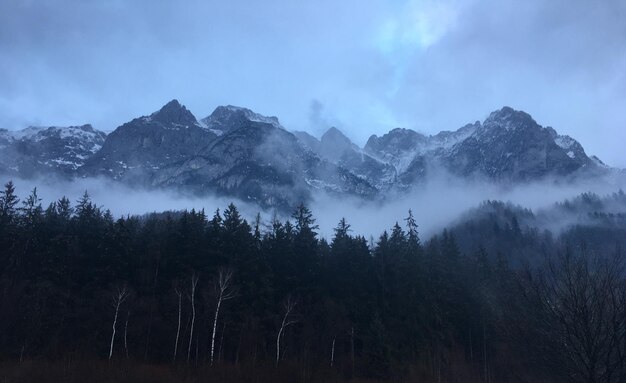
left=3, top=173, right=625, bottom=241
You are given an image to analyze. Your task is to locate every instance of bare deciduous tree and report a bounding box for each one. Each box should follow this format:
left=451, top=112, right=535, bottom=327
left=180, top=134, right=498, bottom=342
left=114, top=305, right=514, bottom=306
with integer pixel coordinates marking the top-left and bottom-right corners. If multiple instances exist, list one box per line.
left=187, top=273, right=199, bottom=363
left=210, top=268, right=237, bottom=366
left=109, top=286, right=129, bottom=360
left=524, top=251, right=626, bottom=383
left=276, top=296, right=297, bottom=367
left=173, top=280, right=183, bottom=362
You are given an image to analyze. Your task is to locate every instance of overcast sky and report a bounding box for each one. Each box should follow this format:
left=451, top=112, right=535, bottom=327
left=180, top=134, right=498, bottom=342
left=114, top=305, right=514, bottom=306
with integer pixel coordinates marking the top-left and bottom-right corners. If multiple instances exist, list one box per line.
left=1, top=0, right=625, bottom=166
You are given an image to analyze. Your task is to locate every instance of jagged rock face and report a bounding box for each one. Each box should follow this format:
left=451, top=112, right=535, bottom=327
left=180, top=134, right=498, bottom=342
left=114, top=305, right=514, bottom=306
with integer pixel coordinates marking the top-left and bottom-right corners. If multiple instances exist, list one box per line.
left=156, top=121, right=378, bottom=209
left=0, top=125, right=106, bottom=177
left=0, top=102, right=617, bottom=210
left=365, top=128, right=429, bottom=173
left=366, top=107, right=600, bottom=183
left=82, top=100, right=216, bottom=183
left=441, top=107, right=595, bottom=180
left=322, top=128, right=397, bottom=188
left=80, top=101, right=376, bottom=209
left=294, top=127, right=397, bottom=189
left=292, top=131, right=321, bottom=153
left=154, top=122, right=315, bottom=208
left=201, top=105, right=283, bottom=135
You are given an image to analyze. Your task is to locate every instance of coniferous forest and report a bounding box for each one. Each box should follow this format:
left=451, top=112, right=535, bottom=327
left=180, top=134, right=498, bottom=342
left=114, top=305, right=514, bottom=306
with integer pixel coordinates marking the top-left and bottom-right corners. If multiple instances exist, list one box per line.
left=1, top=181, right=626, bottom=383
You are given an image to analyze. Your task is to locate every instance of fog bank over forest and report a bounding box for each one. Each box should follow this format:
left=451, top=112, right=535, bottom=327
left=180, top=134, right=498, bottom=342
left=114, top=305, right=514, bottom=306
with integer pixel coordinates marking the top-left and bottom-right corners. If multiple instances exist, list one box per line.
left=3, top=172, right=625, bottom=240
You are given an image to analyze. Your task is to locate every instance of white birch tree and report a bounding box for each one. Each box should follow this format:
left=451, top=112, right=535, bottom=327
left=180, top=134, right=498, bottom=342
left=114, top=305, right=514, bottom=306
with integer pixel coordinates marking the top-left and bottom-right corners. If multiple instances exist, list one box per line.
left=109, top=286, right=129, bottom=360
left=276, top=296, right=297, bottom=367
left=210, top=268, right=237, bottom=366
left=173, top=281, right=183, bottom=361
left=187, top=273, right=199, bottom=363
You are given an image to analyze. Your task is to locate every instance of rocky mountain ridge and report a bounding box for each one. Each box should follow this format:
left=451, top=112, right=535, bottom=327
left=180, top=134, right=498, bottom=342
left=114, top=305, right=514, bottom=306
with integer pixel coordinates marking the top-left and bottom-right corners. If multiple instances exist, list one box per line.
left=0, top=124, right=106, bottom=177
left=0, top=101, right=617, bottom=209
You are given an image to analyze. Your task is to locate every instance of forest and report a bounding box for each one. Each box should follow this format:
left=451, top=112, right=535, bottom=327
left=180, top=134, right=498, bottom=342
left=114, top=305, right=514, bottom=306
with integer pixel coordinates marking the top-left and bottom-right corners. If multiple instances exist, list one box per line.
left=1, top=180, right=626, bottom=383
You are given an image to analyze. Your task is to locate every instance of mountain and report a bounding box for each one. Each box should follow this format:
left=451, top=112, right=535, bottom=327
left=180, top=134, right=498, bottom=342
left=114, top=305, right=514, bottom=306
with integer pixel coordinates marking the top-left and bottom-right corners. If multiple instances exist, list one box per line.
left=366, top=107, right=603, bottom=184
left=200, top=105, right=284, bottom=135
left=150, top=119, right=378, bottom=209
left=81, top=99, right=215, bottom=183
left=83, top=100, right=377, bottom=209
left=0, top=124, right=106, bottom=177
left=294, top=127, right=397, bottom=189
left=441, top=107, right=596, bottom=180
left=0, top=103, right=619, bottom=210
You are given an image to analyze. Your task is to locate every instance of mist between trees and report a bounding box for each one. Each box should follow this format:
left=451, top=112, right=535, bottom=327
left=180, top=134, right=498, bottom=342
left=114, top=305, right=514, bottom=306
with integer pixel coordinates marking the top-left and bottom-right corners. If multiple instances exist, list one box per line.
left=1, top=180, right=626, bottom=383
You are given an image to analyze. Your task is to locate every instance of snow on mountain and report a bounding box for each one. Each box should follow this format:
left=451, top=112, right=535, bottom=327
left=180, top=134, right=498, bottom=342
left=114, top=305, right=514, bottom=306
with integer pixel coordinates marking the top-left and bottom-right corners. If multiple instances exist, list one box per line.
left=201, top=105, right=284, bottom=136
left=0, top=124, right=107, bottom=176
left=367, top=106, right=605, bottom=183
left=0, top=102, right=619, bottom=210
left=364, top=122, right=480, bottom=175
left=292, top=127, right=397, bottom=189
left=81, top=100, right=215, bottom=182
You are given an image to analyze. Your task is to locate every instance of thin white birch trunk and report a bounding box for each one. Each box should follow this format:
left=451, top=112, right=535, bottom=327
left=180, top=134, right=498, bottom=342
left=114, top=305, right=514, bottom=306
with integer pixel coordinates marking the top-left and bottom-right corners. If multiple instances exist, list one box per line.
left=187, top=273, right=199, bottom=363
left=210, top=298, right=221, bottom=366
left=173, top=285, right=182, bottom=361
left=276, top=296, right=297, bottom=367
left=109, top=286, right=129, bottom=360
left=210, top=268, right=236, bottom=366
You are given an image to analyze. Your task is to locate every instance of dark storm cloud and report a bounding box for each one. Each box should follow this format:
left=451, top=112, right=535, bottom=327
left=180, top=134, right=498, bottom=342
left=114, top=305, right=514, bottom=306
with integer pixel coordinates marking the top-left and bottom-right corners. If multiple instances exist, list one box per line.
left=1, top=0, right=625, bottom=166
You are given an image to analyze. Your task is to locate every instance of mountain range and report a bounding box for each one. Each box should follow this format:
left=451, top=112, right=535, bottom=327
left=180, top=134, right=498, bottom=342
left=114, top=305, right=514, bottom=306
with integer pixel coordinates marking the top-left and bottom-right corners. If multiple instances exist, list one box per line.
left=0, top=100, right=618, bottom=210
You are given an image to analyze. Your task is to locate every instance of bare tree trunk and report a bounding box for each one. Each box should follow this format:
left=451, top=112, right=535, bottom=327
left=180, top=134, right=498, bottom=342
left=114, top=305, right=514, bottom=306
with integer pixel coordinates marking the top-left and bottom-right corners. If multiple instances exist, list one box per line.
left=187, top=273, right=199, bottom=363
left=173, top=285, right=182, bottom=361
left=109, top=312, right=119, bottom=360
left=109, top=286, right=129, bottom=360
left=210, top=268, right=236, bottom=366
left=210, top=299, right=221, bottom=365
left=276, top=296, right=297, bottom=367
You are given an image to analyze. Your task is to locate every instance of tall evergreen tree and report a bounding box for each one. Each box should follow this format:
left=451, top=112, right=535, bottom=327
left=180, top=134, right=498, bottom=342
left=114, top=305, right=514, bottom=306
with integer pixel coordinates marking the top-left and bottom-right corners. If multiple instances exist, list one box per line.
left=0, top=181, right=19, bottom=224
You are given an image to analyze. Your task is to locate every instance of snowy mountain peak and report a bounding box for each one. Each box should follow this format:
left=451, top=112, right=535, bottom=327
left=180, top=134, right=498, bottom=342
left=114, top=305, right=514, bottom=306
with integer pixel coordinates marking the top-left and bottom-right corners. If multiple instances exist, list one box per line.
left=201, top=105, right=283, bottom=135
left=482, top=106, right=537, bottom=132
left=150, top=99, right=198, bottom=126
left=0, top=124, right=107, bottom=176
left=1, top=103, right=619, bottom=210
left=4, top=124, right=103, bottom=143
left=3, top=126, right=43, bottom=141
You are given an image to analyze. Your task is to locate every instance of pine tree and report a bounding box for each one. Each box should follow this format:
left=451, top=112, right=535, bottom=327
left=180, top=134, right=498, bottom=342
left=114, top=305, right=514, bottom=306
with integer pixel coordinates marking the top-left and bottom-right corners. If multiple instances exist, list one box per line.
left=333, top=217, right=351, bottom=241
left=20, top=188, right=43, bottom=228
left=0, top=180, right=20, bottom=224
left=223, top=203, right=244, bottom=232
left=404, top=209, right=421, bottom=254
left=292, top=204, right=318, bottom=240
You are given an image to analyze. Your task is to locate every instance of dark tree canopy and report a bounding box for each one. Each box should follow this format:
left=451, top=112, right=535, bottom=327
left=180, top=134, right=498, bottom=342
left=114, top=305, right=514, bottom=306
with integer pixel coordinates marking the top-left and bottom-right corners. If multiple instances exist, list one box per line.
left=0, top=181, right=625, bottom=383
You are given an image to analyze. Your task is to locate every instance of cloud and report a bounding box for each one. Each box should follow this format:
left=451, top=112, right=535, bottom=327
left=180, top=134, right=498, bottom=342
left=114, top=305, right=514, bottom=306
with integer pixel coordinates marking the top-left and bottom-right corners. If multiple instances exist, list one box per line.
left=0, top=0, right=624, bottom=167
left=375, top=0, right=462, bottom=54
left=2, top=169, right=625, bottom=245
left=311, top=171, right=626, bottom=241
